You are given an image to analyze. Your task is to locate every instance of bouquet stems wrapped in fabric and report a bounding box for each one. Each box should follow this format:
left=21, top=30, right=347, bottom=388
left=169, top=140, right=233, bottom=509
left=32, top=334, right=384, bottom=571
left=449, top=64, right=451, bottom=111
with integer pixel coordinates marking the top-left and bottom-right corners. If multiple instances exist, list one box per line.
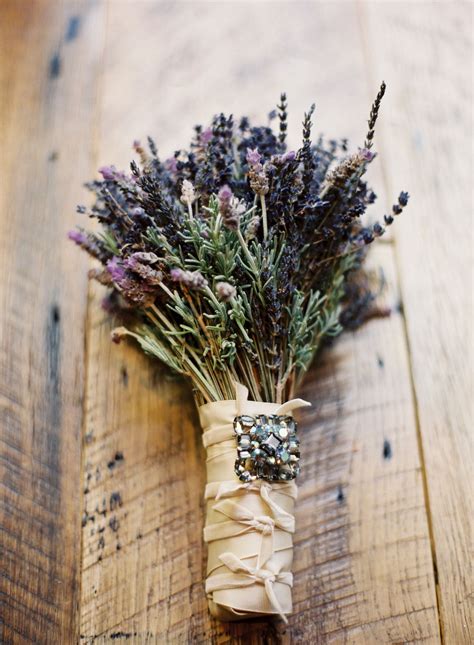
left=70, top=84, right=408, bottom=621
left=199, top=382, right=309, bottom=620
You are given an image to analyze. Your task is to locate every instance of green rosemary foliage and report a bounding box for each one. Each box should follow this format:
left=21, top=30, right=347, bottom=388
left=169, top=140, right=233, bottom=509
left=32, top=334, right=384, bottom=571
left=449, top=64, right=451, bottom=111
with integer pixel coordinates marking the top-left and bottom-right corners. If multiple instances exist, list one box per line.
left=70, top=83, right=408, bottom=404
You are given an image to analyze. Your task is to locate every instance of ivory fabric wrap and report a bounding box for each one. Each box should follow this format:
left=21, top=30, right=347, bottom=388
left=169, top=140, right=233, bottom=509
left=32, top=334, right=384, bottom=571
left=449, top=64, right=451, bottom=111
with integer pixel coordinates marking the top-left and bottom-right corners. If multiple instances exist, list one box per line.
left=198, top=382, right=310, bottom=622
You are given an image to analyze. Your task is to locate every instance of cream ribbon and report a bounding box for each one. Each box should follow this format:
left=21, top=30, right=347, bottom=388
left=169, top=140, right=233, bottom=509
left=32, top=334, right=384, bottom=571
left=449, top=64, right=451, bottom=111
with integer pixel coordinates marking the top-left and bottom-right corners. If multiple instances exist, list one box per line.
left=204, top=498, right=289, bottom=570
left=199, top=382, right=310, bottom=622
left=205, top=553, right=293, bottom=622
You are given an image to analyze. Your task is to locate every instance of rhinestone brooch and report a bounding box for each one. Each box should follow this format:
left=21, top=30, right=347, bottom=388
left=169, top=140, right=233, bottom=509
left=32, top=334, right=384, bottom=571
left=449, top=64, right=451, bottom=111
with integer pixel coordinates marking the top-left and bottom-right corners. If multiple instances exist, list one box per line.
left=233, top=414, right=300, bottom=482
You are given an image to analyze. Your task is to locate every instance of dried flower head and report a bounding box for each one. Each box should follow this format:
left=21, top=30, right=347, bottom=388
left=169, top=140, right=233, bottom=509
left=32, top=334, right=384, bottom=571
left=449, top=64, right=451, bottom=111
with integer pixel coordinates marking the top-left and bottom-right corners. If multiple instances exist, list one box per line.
left=180, top=179, right=196, bottom=206
left=245, top=213, right=261, bottom=241
left=170, top=268, right=208, bottom=290
left=216, top=281, right=236, bottom=302
left=218, top=185, right=246, bottom=230
left=246, top=148, right=269, bottom=196
left=323, top=149, right=373, bottom=192
left=111, top=326, right=129, bottom=344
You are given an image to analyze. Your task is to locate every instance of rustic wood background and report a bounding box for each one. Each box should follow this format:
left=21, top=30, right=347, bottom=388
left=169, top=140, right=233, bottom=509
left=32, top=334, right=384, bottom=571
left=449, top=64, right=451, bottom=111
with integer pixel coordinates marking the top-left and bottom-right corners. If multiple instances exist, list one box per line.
left=1, top=1, right=472, bottom=643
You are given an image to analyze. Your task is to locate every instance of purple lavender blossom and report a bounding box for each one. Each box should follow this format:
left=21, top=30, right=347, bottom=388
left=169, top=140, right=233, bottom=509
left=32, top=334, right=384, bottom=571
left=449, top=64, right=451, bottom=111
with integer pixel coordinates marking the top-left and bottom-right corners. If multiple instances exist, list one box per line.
left=246, top=148, right=262, bottom=166
left=98, top=165, right=117, bottom=180
left=124, top=256, right=138, bottom=270
left=107, top=256, right=126, bottom=282
left=272, top=150, right=297, bottom=165
left=360, top=148, right=376, bottom=162
left=246, top=148, right=269, bottom=196
left=217, top=185, right=244, bottom=230
left=68, top=229, right=87, bottom=245
left=164, top=157, right=178, bottom=174
left=200, top=128, right=213, bottom=145
left=218, top=184, right=233, bottom=204
left=170, top=268, right=185, bottom=282
left=281, top=150, right=296, bottom=162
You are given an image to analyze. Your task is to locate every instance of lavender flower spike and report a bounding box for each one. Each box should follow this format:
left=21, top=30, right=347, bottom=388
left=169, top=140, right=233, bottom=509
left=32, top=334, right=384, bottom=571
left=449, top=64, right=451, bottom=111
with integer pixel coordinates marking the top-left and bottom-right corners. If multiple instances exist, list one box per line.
left=398, top=191, right=409, bottom=207
left=180, top=179, right=196, bottom=206
left=218, top=185, right=245, bottom=230
left=68, top=229, right=88, bottom=245
left=164, top=156, right=178, bottom=175
left=360, top=148, right=376, bottom=162
left=218, top=184, right=233, bottom=204
left=106, top=256, right=126, bottom=283
left=246, top=148, right=262, bottom=166
left=127, top=251, right=159, bottom=266
left=246, top=148, right=269, bottom=197
left=281, top=150, right=296, bottom=163
left=200, top=127, right=213, bottom=145
left=170, top=268, right=208, bottom=290
left=98, top=165, right=116, bottom=181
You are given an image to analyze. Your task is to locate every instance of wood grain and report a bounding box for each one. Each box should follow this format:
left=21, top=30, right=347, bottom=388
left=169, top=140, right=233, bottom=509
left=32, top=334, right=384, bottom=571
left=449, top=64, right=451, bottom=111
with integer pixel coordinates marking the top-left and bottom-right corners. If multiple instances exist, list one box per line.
left=0, top=1, right=105, bottom=643
left=79, top=2, right=441, bottom=643
left=1, top=1, right=470, bottom=643
left=360, top=4, right=473, bottom=643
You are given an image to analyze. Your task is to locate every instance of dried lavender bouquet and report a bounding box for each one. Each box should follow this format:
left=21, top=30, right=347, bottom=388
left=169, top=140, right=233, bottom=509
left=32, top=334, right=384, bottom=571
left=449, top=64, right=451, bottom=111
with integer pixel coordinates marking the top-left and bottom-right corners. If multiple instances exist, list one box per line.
left=70, top=84, right=408, bottom=622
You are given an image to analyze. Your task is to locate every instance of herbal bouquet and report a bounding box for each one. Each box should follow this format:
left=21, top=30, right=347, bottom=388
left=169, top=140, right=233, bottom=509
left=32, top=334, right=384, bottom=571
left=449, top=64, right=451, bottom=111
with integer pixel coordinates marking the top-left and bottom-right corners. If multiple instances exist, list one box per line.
left=70, top=84, right=408, bottom=622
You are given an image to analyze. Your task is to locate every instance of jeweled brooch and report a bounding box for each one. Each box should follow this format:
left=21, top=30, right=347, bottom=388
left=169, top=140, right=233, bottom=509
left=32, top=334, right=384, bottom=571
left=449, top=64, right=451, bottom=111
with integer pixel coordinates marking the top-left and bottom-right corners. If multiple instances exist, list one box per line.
left=233, top=414, right=300, bottom=482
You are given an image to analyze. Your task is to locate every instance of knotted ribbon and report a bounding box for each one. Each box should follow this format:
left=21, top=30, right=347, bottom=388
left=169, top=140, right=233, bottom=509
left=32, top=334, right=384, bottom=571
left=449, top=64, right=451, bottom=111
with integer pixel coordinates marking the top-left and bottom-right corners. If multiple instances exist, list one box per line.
left=205, top=553, right=293, bottom=621
left=199, top=382, right=310, bottom=622
left=204, top=497, right=288, bottom=570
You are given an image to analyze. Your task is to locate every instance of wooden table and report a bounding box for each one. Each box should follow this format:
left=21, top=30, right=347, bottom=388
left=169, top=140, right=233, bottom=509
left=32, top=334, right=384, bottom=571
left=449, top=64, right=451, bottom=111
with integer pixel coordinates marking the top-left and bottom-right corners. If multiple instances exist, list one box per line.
left=1, top=2, right=471, bottom=643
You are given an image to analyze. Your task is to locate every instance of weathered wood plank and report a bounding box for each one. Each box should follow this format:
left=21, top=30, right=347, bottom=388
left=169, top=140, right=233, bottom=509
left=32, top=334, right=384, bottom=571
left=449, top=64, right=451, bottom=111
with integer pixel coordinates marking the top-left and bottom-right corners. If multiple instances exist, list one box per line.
left=360, top=3, right=473, bottom=642
left=293, top=244, right=440, bottom=644
left=0, top=2, right=105, bottom=643
left=79, top=3, right=440, bottom=643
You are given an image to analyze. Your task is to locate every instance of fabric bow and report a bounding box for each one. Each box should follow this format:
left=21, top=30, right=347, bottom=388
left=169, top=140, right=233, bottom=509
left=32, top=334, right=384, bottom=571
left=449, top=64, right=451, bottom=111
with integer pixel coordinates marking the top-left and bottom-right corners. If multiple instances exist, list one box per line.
left=205, top=479, right=296, bottom=530
left=204, top=498, right=283, bottom=568
left=205, top=552, right=293, bottom=623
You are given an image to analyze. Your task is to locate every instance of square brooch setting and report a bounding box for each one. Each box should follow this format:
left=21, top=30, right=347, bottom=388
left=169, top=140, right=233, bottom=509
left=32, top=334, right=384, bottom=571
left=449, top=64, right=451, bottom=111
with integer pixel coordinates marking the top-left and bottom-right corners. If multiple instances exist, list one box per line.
left=233, top=414, right=300, bottom=482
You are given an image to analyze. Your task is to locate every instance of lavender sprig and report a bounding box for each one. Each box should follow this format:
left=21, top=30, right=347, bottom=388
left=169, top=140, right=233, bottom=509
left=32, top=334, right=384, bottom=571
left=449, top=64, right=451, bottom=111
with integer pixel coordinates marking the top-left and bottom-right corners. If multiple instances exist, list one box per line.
left=365, top=81, right=386, bottom=149
left=70, top=84, right=408, bottom=404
